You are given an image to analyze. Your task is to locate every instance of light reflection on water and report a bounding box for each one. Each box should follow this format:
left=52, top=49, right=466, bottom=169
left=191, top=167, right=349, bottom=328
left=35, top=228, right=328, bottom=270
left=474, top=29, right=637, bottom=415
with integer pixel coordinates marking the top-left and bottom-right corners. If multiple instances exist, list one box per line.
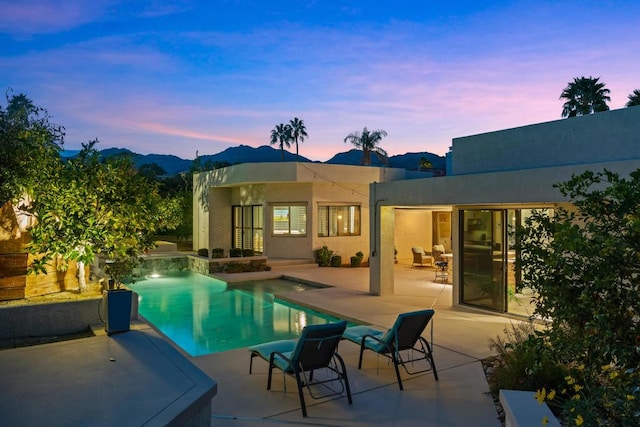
left=129, top=272, right=345, bottom=356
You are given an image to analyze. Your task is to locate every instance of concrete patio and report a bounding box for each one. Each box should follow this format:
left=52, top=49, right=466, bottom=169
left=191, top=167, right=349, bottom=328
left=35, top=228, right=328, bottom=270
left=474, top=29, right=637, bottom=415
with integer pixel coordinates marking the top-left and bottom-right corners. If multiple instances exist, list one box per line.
left=0, top=262, right=521, bottom=426
left=195, top=262, right=520, bottom=426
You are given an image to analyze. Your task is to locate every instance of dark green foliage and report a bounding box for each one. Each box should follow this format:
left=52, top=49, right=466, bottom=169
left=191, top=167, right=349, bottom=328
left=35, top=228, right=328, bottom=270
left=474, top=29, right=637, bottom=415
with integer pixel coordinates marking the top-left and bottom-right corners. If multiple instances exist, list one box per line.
left=560, top=76, right=610, bottom=117
left=197, top=248, right=208, bottom=257
left=314, top=246, right=334, bottom=267
left=229, top=248, right=242, bottom=257
left=242, top=248, right=255, bottom=257
left=0, top=92, right=64, bottom=206
left=487, top=323, right=567, bottom=395
left=351, top=251, right=364, bottom=267
left=514, top=168, right=640, bottom=424
left=330, top=255, right=342, bottom=267
left=211, top=248, right=224, bottom=258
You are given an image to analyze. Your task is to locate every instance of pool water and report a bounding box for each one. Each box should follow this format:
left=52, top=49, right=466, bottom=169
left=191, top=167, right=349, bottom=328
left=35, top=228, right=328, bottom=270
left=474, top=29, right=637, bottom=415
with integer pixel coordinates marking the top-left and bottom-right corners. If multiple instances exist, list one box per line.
left=129, top=272, right=347, bottom=356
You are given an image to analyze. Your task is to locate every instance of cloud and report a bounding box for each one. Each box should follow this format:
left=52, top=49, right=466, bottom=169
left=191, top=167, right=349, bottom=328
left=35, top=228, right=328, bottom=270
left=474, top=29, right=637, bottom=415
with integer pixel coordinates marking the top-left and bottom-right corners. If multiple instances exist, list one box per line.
left=0, top=0, right=112, bottom=36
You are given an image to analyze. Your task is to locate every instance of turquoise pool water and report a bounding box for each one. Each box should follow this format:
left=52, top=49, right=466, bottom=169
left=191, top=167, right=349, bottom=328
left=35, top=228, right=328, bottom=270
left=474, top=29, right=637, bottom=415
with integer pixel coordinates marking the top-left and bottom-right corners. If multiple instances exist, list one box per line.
left=129, top=272, right=347, bottom=356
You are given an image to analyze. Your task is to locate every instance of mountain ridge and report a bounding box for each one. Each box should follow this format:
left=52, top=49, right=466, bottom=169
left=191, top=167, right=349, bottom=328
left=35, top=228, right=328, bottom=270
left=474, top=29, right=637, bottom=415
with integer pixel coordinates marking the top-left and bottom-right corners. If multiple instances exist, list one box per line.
left=64, top=145, right=446, bottom=175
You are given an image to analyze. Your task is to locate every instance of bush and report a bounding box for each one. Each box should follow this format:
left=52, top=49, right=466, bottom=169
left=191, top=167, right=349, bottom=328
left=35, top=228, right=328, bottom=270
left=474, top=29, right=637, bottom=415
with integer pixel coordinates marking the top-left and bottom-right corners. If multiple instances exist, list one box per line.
left=330, top=255, right=342, bottom=267
left=242, top=248, right=255, bottom=257
left=211, top=248, right=224, bottom=258
left=314, top=246, right=334, bottom=267
left=487, top=323, right=566, bottom=395
left=351, top=251, right=364, bottom=267
left=229, top=248, right=242, bottom=257
left=197, top=248, right=208, bottom=257
left=515, top=169, right=640, bottom=424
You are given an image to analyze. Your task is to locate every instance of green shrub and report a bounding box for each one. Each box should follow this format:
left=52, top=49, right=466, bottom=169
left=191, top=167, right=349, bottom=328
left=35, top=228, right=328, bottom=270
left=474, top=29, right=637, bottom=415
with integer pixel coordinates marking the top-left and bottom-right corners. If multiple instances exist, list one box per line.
left=197, top=248, right=208, bottom=257
left=211, top=248, right=224, bottom=258
left=314, top=246, right=333, bottom=267
left=350, top=251, right=364, bottom=267
left=229, top=248, right=242, bottom=257
left=242, top=248, right=255, bottom=257
left=330, top=255, right=342, bottom=267
left=487, top=323, right=566, bottom=395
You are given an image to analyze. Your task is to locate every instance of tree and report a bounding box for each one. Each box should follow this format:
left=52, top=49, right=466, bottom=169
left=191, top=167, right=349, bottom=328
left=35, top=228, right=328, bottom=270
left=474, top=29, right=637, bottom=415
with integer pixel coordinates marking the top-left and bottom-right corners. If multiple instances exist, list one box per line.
left=419, top=157, right=433, bottom=170
left=517, top=168, right=640, bottom=423
left=343, top=127, right=388, bottom=166
left=27, top=140, right=166, bottom=291
left=270, top=123, right=292, bottom=161
left=626, top=89, right=640, bottom=107
left=560, top=76, right=610, bottom=118
left=288, top=117, right=308, bottom=159
left=0, top=92, right=64, bottom=207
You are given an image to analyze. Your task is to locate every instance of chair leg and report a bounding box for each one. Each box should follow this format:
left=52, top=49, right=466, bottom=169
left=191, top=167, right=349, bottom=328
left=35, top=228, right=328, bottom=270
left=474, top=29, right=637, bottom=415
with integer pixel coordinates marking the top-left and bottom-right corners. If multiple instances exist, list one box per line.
left=391, top=352, right=404, bottom=390
left=425, top=340, right=439, bottom=381
left=267, top=361, right=274, bottom=390
left=249, top=352, right=255, bottom=374
left=358, top=343, right=365, bottom=369
left=334, top=353, right=353, bottom=405
left=294, top=369, right=308, bottom=417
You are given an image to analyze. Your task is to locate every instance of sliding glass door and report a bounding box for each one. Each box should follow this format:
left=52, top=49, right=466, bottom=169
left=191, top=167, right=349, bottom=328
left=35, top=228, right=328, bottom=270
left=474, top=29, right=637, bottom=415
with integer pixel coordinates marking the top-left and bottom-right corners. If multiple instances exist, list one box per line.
left=460, top=210, right=506, bottom=311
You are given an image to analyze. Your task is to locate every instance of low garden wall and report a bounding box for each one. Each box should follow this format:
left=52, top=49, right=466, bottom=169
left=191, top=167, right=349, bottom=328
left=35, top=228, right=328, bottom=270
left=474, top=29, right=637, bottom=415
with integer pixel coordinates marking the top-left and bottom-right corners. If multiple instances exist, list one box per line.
left=0, top=298, right=103, bottom=340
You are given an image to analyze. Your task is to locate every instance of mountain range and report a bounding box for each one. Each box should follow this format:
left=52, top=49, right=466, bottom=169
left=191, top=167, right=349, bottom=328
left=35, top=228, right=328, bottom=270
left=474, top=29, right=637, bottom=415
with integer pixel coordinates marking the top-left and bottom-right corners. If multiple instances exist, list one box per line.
left=62, top=145, right=446, bottom=176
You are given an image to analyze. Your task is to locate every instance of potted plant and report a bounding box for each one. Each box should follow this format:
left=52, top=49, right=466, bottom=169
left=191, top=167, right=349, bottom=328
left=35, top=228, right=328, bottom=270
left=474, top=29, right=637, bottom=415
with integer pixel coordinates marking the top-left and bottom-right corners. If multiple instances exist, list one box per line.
left=350, top=251, right=364, bottom=267
left=103, top=256, right=138, bottom=335
left=314, top=246, right=334, bottom=267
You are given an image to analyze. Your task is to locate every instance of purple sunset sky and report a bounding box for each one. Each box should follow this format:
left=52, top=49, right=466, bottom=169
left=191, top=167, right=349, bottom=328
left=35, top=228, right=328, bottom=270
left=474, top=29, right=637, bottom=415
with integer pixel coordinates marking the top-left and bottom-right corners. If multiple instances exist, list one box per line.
left=1, top=0, right=638, bottom=161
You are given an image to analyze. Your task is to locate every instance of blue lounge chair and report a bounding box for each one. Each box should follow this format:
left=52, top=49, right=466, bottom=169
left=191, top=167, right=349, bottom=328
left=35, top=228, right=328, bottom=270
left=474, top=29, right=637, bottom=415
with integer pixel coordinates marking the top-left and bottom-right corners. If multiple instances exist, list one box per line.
left=248, top=321, right=352, bottom=418
left=342, top=309, right=438, bottom=390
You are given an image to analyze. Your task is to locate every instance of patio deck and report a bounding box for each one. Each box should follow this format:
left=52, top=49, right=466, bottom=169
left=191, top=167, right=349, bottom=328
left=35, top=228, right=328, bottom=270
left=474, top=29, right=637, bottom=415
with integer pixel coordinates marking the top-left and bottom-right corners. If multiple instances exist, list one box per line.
left=0, top=262, right=519, bottom=426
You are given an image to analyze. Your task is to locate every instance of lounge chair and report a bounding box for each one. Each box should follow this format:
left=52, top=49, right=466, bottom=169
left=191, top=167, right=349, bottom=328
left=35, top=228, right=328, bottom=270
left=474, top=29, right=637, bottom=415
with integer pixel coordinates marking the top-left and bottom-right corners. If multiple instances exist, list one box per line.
left=248, top=321, right=352, bottom=417
left=342, top=309, right=438, bottom=390
left=411, top=246, right=434, bottom=267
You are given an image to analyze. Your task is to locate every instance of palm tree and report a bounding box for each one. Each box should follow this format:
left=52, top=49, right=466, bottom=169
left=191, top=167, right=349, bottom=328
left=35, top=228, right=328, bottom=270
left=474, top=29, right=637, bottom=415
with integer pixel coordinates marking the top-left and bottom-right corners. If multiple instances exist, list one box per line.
left=626, top=89, right=640, bottom=107
left=560, top=76, right=611, bottom=118
left=419, top=157, right=433, bottom=171
left=343, top=127, right=388, bottom=166
left=288, top=117, right=308, bottom=159
left=270, top=123, right=292, bottom=161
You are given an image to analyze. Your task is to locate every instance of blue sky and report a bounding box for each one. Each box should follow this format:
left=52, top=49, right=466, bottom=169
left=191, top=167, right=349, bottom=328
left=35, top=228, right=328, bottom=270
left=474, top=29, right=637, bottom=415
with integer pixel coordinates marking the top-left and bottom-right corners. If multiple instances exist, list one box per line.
left=1, top=1, right=639, bottom=161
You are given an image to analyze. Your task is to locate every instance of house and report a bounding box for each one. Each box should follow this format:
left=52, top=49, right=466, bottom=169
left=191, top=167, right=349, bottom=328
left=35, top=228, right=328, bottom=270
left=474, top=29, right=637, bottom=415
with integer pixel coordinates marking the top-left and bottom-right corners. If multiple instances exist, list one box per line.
left=192, top=162, right=411, bottom=263
left=369, top=106, right=640, bottom=315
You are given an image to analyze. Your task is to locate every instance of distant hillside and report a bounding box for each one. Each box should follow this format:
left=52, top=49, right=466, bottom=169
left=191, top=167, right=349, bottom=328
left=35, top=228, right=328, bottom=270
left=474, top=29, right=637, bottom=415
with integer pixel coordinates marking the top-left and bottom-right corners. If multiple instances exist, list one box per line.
left=97, top=148, right=193, bottom=175
left=92, top=145, right=446, bottom=176
left=326, top=149, right=445, bottom=171
left=198, top=145, right=313, bottom=165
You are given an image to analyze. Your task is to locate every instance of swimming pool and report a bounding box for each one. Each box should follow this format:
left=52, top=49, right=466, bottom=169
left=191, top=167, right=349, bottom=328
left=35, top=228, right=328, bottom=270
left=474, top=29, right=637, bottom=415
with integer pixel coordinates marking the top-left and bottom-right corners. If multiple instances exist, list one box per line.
left=129, top=272, right=348, bottom=356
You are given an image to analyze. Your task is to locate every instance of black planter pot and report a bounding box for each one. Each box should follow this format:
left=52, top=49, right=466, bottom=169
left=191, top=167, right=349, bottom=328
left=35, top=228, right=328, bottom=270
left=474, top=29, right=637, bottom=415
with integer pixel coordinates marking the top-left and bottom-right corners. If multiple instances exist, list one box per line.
left=104, top=288, right=133, bottom=335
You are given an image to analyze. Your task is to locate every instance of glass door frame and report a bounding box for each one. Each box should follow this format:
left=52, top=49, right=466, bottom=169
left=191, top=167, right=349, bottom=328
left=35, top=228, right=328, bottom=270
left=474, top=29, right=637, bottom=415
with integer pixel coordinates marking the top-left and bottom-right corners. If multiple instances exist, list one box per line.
left=459, top=209, right=507, bottom=312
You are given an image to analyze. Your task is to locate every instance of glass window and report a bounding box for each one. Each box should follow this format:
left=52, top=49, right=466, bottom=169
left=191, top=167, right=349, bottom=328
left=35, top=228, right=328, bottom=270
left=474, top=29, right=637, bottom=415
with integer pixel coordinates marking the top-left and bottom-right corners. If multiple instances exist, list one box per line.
left=272, top=205, right=307, bottom=236
left=318, top=205, right=360, bottom=236
left=232, top=205, right=263, bottom=253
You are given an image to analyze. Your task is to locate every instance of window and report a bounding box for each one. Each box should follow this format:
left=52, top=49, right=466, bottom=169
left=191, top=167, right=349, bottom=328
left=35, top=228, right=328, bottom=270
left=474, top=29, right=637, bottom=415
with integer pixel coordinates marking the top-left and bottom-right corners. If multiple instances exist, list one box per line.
left=272, top=204, right=307, bottom=236
left=232, top=205, right=263, bottom=252
left=318, top=205, right=360, bottom=236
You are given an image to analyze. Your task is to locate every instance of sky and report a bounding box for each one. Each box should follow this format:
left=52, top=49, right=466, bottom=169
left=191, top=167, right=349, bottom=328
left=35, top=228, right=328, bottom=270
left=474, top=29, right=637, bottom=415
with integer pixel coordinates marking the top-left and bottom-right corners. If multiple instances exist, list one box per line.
left=1, top=1, right=639, bottom=162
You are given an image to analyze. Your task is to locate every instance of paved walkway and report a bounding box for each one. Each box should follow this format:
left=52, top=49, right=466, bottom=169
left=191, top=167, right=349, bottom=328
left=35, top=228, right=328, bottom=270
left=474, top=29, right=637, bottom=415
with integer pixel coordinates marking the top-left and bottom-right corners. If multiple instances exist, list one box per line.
left=194, top=263, right=520, bottom=426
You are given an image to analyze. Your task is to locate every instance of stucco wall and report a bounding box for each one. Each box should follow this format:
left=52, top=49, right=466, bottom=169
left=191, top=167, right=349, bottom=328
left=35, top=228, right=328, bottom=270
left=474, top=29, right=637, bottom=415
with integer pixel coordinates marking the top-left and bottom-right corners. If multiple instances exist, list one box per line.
left=394, top=209, right=432, bottom=264
left=452, top=106, right=640, bottom=175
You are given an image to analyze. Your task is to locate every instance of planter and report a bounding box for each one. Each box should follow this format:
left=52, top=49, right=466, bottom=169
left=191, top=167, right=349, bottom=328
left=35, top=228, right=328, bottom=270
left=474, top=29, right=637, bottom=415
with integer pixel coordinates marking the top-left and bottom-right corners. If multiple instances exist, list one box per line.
left=104, top=288, right=133, bottom=335
left=0, top=253, right=28, bottom=301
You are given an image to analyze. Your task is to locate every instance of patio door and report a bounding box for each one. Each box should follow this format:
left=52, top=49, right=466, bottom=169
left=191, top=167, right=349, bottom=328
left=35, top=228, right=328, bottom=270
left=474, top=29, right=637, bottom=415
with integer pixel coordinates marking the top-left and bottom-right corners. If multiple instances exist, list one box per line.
left=460, top=210, right=506, bottom=312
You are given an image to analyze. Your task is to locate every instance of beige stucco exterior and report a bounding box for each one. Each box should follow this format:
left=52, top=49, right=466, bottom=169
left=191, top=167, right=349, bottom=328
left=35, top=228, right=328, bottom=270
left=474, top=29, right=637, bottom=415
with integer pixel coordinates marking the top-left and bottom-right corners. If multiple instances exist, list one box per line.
left=193, top=162, right=409, bottom=262
left=370, top=106, right=640, bottom=308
